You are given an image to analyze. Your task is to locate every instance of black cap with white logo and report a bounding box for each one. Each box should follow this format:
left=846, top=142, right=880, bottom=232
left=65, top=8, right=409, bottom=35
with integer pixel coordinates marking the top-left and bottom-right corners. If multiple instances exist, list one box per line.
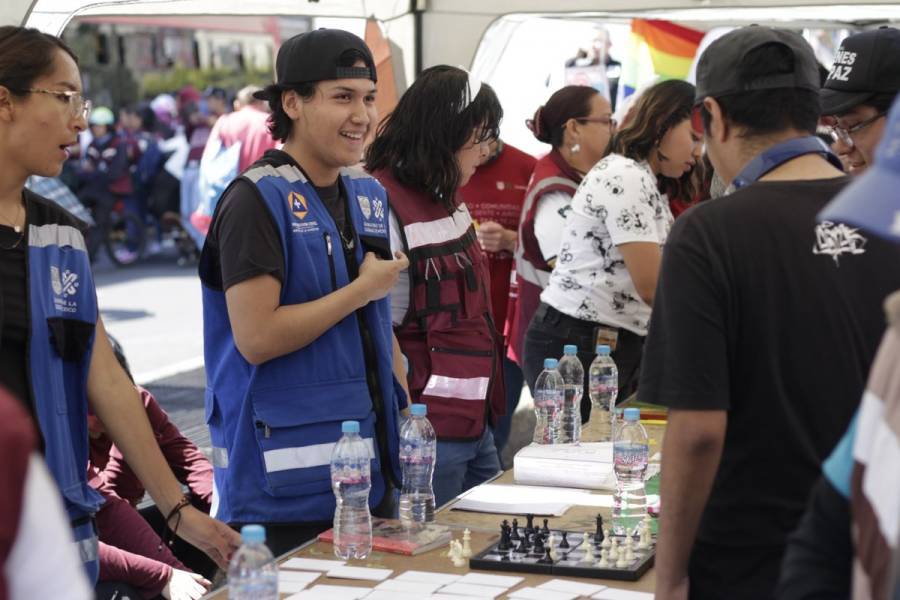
left=695, top=26, right=820, bottom=102
left=253, top=29, right=376, bottom=101
left=821, top=27, right=900, bottom=115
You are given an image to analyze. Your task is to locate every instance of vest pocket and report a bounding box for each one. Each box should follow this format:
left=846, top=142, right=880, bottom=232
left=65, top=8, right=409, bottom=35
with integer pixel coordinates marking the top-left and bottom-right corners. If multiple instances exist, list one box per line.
left=249, top=378, right=381, bottom=498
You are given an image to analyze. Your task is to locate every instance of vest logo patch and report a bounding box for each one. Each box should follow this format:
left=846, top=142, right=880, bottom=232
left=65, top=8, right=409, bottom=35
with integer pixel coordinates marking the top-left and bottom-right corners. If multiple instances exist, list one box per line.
left=50, top=266, right=79, bottom=313
left=289, top=191, right=309, bottom=220
left=358, top=195, right=372, bottom=219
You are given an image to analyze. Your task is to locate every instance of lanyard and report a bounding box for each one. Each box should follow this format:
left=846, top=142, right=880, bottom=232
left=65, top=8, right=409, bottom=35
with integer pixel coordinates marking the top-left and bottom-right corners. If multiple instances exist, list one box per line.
left=731, top=136, right=844, bottom=189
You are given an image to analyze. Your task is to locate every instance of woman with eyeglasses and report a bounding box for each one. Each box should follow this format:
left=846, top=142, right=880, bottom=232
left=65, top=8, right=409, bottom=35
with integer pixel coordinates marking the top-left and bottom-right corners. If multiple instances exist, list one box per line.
left=365, top=66, right=507, bottom=506
left=523, top=79, right=702, bottom=425
left=0, top=26, right=238, bottom=594
left=507, top=86, right=614, bottom=388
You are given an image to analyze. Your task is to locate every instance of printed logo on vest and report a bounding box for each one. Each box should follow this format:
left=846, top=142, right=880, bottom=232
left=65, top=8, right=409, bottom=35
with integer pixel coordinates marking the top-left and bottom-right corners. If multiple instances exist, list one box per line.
left=50, top=266, right=79, bottom=313
left=358, top=195, right=386, bottom=236
left=289, top=191, right=309, bottom=219
left=358, top=195, right=372, bottom=219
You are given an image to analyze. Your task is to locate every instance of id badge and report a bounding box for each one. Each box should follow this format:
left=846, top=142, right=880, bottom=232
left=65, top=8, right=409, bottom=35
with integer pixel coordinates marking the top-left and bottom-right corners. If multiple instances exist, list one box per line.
left=595, top=325, right=619, bottom=352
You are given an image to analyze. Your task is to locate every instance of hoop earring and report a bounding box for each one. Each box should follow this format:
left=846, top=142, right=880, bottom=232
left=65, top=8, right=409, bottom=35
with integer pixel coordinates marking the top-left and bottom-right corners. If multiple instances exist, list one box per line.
left=570, top=143, right=581, bottom=154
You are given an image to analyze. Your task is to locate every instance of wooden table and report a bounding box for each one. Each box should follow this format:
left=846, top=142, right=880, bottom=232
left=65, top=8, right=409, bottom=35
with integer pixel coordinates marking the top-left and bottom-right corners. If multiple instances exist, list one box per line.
left=206, top=419, right=665, bottom=599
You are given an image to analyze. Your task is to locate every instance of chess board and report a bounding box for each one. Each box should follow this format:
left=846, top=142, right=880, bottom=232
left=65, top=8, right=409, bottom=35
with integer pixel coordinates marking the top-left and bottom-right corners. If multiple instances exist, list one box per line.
left=468, top=517, right=655, bottom=582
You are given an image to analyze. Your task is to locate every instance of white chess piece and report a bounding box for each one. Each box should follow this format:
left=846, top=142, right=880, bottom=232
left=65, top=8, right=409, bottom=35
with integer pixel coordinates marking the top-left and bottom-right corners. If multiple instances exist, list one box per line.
left=616, top=552, right=628, bottom=568
left=450, top=540, right=467, bottom=567
left=580, top=547, right=594, bottom=565
left=600, top=528, right=611, bottom=549
left=597, top=549, right=609, bottom=568
left=625, top=542, right=635, bottom=562
left=549, top=545, right=558, bottom=561
left=462, top=528, right=472, bottom=559
left=608, top=539, right=619, bottom=560
left=638, top=530, right=649, bottom=550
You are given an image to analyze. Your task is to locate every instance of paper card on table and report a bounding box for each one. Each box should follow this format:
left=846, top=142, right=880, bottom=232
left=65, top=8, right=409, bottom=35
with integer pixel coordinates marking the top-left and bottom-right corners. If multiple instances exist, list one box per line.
left=451, top=484, right=587, bottom=516
left=538, top=578, right=608, bottom=595
left=430, top=596, right=487, bottom=600
left=280, top=570, right=321, bottom=583
left=374, top=579, right=444, bottom=593
left=508, top=586, right=579, bottom=600
left=280, top=579, right=313, bottom=594
left=457, top=572, right=523, bottom=588
left=282, top=557, right=347, bottom=571
left=394, top=570, right=462, bottom=585
left=438, top=582, right=507, bottom=598
left=592, top=589, right=654, bottom=600
left=284, top=584, right=371, bottom=600
left=364, top=591, right=423, bottom=600
left=326, top=565, right=393, bottom=581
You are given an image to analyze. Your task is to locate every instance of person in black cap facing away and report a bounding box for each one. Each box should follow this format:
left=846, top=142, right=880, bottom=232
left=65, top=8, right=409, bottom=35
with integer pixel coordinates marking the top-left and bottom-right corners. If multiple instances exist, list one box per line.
left=199, top=29, right=409, bottom=555
left=640, top=25, right=900, bottom=600
left=821, top=27, right=900, bottom=175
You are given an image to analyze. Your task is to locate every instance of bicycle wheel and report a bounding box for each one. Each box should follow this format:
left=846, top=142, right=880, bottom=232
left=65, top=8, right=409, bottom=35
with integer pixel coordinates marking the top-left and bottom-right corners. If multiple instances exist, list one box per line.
left=105, top=212, right=146, bottom=267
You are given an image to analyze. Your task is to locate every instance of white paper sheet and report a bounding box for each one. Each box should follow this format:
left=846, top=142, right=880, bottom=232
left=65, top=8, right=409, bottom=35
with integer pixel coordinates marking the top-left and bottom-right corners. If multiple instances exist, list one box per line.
left=394, top=570, right=463, bottom=585
left=456, top=573, right=523, bottom=588
left=284, top=584, right=371, bottom=600
left=364, top=592, right=423, bottom=600
left=280, top=579, right=313, bottom=594
left=326, top=565, right=393, bottom=581
left=451, top=483, right=592, bottom=515
left=282, top=557, right=347, bottom=571
left=280, top=571, right=322, bottom=583
left=374, top=579, right=444, bottom=594
left=438, top=582, right=507, bottom=598
left=508, top=586, right=579, bottom=600
left=538, top=578, right=608, bottom=596
left=592, top=589, right=654, bottom=600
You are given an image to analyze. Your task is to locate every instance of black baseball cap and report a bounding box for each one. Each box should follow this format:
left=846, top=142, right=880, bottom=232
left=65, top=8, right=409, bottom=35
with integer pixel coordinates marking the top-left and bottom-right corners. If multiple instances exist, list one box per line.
left=821, top=27, right=900, bottom=115
left=253, top=29, right=376, bottom=101
left=695, top=26, right=820, bottom=102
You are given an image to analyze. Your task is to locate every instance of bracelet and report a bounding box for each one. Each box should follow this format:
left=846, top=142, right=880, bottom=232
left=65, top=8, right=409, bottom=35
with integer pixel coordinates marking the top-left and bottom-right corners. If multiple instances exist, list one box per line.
left=158, top=495, right=192, bottom=552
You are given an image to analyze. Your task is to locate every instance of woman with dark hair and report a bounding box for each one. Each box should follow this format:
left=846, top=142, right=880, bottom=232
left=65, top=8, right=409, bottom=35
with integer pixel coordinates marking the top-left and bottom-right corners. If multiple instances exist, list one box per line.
left=523, top=79, right=702, bottom=424
left=0, top=25, right=238, bottom=591
left=507, top=85, right=614, bottom=384
left=365, top=66, right=506, bottom=506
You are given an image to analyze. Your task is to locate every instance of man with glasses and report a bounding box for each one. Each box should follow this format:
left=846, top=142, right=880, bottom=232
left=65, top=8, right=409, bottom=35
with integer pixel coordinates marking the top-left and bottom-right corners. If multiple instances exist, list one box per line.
left=822, top=27, right=900, bottom=175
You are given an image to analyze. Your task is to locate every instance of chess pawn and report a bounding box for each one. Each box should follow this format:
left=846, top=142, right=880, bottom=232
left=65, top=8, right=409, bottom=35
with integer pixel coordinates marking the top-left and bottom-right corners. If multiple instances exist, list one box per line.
left=580, top=546, right=594, bottom=565
left=608, top=539, right=619, bottom=560
left=638, top=528, right=650, bottom=550
left=616, top=552, right=628, bottom=568
left=600, top=528, right=611, bottom=549
left=597, top=549, right=609, bottom=568
left=462, top=528, right=472, bottom=558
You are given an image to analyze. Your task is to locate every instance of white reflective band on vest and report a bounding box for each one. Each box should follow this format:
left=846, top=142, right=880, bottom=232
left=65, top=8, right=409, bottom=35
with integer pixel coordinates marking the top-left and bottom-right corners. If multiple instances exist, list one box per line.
left=514, top=177, right=576, bottom=287
left=404, top=203, right=473, bottom=250
left=28, top=223, right=87, bottom=251
left=212, top=446, right=229, bottom=468
left=263, top=438, right=376, bottom=473
left=76, top=535, right=99, bottom=563
left=244, top=163, right=305, bottom=184
left=424, top=375, right=490, bottom=401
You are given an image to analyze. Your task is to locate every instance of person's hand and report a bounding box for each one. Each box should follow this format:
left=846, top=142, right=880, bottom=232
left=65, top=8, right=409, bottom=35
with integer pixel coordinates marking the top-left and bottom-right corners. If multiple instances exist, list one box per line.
left=358, top=251, right=409, bottom=303
left=176, top=506, right=240, bottom=569
left=476, top=221, right=516, bottom=253
left=655, top=576, right=689, bottom=600
left=161, top=569, right=211, bottom=600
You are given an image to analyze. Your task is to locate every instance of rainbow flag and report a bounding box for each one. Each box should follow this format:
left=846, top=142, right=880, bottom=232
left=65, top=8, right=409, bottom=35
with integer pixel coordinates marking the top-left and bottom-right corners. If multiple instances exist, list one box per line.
left=619, top=19, right=704, bottom=100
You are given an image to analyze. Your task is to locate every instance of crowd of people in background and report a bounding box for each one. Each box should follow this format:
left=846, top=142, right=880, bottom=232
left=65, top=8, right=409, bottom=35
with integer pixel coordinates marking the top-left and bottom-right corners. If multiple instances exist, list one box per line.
left=1, top=18, right=900, bottom=600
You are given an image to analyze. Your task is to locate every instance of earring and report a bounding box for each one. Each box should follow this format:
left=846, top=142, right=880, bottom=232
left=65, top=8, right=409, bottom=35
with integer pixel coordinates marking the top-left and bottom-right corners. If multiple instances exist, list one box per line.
left=570, top=143, right=581, bottom=154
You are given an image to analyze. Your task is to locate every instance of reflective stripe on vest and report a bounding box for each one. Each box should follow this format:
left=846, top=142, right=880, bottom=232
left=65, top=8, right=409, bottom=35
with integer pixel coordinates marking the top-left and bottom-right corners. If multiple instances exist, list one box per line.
left=424, top=375, right=490, bottom=401
left=75, top=535, right=99, bottom=563
left=403, top=206, right=473, bottom=250
left=264, top=438, right=375, bottom=473
left=211, top=446, right=229, bottom=469
left=514, top=176, right=578, bottom=287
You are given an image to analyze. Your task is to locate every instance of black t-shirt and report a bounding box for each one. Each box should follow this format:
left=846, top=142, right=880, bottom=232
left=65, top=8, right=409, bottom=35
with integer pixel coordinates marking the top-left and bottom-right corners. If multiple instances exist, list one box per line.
left=0, top=224, right=29, bottom=415
left=201, top=150, right=354, bottom=291
left=640, top=177, right=900, bottom=549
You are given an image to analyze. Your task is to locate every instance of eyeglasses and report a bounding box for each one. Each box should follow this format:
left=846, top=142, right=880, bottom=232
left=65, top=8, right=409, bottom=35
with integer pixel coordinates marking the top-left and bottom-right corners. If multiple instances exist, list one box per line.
left=829, top=112, right=885, bottom=147
left=577, top=116, right=617, bottom=129
left=25, top=88, right=92, bottom=121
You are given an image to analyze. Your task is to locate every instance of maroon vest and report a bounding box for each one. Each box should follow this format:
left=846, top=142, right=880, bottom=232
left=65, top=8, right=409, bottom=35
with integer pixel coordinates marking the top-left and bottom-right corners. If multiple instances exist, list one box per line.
left=376, top=169, right=505, bottom=441
left=507, top=152, right=580, bottom=364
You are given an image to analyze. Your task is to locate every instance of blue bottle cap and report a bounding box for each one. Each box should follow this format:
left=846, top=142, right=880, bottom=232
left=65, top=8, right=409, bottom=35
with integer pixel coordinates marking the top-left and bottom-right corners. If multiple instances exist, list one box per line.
left=342, top=420, right=360, bottom=433
left=240, top=524, right=266, bottom=544
left=544, top=358, right=559, bottom=369
left=563, top=344, right=578, bottom=355
left=410, top=404, right=427, bottom=417
left=623, top=407, right=641, bottom=421
left=596, top=344, right=611, bottom=355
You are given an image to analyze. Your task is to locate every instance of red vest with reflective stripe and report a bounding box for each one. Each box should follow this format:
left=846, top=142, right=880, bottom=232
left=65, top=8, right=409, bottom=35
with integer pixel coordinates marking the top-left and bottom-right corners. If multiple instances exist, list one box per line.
left=376, top=169, right=506, bottom=441
left=507, top=153, right=579, bottom=365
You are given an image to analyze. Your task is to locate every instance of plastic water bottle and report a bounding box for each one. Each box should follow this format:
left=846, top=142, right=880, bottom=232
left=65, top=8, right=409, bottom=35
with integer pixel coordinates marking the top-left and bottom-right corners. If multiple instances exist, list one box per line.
left=557, top=344, right=584, bottom=444
left=399, top=404, right=437, bottom=528
left=588, top=345, right=618, bottom=442
left=612, top=408, right=649, bottom=534
left=533, top=358, right=564, bottom=445
left=227, top=525, right=278, bottom=599
left=331, top=420, right=373, bottom=559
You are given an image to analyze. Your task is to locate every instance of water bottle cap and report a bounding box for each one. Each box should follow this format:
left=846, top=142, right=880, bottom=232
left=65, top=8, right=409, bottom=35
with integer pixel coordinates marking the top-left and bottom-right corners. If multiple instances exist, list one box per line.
left=341, top=420, right=360, bottom=433
left=240, top=524, right=266, bottom=544
left=543, top=358, right=559, bottom=369
left=563, top=344, right=578, bottom=355
left=596, top=344, right=611, bottom=355
left=410, top=404, right=427, bottom=417
left=623, top=407, right=640, bottom=421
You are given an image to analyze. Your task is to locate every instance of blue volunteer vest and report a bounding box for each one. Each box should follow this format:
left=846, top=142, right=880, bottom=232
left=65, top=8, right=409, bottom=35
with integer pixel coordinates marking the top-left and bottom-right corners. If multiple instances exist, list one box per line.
left=24, top=193, right=103, bottom=581
left=202, top=159, right=403, bottom=524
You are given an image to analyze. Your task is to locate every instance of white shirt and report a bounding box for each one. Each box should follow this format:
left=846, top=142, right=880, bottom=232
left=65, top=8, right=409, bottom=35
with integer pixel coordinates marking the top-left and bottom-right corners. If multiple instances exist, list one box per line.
left=533, top=190, right=573, bottom=263
left=389, top=211, right=410, bottom=326
left=541, top=154, right=673, bottom=336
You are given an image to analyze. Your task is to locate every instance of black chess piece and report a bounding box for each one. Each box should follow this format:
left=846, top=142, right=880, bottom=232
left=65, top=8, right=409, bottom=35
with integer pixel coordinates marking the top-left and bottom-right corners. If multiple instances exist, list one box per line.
left=559, top=531, right=570, bottom=549
left=542, top=518, right=550, bottom=536
left=537, top=546, right=553, bottom=564
left=510, top=519, right=521, bottom=542
left=533, top=532, right=545, bottom=555
left=498, top=522, right=511, bottom=551
left=594, top=514, right=605, bottom=545
left=525, top=513, right=535, bottom=536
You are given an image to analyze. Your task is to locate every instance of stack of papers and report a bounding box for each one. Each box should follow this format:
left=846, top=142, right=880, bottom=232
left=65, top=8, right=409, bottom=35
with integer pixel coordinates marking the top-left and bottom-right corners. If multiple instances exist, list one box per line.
left=514, top=443, right=659, bottom=490
left=451, top=483, right=592, bottom=515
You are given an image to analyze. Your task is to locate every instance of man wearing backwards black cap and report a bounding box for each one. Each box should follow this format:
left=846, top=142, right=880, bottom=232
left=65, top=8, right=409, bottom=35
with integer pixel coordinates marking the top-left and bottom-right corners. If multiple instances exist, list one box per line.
left=821, top=27, right=900, bottom=175
left=639, top=26, right=900, bottom=600
left=199, top=29, right=409, bottom=555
